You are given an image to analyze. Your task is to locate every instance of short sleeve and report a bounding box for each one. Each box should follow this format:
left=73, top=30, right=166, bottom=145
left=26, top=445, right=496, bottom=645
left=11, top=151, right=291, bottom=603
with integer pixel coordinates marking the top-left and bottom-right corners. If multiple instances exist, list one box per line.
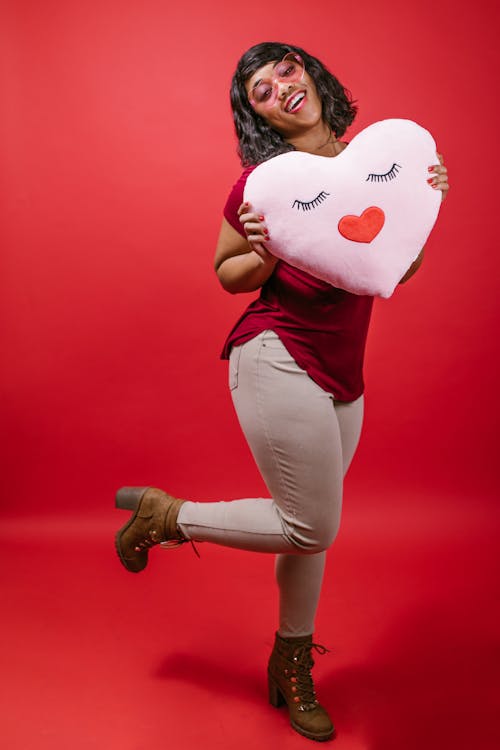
left=223, top=166, right=256, bottom=237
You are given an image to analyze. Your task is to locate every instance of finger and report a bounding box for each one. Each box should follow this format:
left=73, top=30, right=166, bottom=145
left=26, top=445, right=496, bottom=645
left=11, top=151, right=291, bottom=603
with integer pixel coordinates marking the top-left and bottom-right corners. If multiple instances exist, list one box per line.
left=242, top=220, right=269, bottom=237
left=427, top=172, right=448, bottom=192
left=428, top=165, right=447, bottom=176
left=251, top=243, right=279, bottom=267
left=239, top=211, right=267, bottom=226
left=246, top=231, right=270, bottom=245
left=238, top=201, right=250, bottom=217
left=251, top=242, right=273, bottom=260
left=428, top=172, right=447, bottom=184
left=434, top=174, right=449, bottom=187
left=239, top=213, right=264, bottom=226
left=428, top=178, right=449, bottom=200
left=435, top=179, right=449, bottom=190
left=427, top=175, right=449, bottom=189
left=437, top=152, right=444, bottom=166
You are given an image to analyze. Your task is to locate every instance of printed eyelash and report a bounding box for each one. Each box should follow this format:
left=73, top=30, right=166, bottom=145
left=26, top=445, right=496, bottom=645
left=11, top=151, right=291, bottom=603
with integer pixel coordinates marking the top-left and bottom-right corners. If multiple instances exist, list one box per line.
left=366, top=163, right=402, bottom=183
left=292, top=191, right=330, bottom=211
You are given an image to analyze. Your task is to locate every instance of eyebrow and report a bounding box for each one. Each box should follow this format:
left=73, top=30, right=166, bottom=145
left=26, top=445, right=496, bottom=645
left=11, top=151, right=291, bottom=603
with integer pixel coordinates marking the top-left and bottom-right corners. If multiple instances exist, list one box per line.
left=249, top=61, right=280, bottom=89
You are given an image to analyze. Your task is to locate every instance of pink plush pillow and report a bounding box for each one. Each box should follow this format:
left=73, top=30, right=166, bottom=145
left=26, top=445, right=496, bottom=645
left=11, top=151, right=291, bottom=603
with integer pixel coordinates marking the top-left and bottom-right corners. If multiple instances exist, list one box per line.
left=243, top=119, right=442, bottom=298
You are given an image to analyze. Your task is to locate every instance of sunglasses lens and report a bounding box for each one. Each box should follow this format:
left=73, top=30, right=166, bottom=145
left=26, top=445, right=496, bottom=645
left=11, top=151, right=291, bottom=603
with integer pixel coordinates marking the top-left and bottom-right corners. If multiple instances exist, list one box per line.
left=274, top=55, right=303, bottom=81
left=252, top=82, right=275, bottom=105
left=250, top=53, right=304, bottom=106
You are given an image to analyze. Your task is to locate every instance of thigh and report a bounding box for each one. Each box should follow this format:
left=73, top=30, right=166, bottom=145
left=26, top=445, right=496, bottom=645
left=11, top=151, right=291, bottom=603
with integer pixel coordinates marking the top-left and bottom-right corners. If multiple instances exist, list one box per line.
left=230, top=331, right=343, bottom=542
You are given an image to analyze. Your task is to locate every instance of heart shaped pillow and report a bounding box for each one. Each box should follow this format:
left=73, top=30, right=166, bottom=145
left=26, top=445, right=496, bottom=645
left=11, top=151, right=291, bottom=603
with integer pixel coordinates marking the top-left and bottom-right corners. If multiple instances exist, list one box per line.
left=243, top=119, right=441, bottom=298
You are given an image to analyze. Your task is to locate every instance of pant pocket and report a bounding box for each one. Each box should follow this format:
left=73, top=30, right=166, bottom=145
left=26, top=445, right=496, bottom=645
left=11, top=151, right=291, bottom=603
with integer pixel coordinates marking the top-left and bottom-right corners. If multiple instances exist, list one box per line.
left=229, top=345, right=242, bottom=391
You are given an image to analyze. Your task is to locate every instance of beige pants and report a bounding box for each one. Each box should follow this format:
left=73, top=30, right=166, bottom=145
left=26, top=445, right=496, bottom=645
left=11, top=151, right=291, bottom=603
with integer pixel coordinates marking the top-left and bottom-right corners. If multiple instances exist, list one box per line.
left=177, top=330, right=363, bottom=636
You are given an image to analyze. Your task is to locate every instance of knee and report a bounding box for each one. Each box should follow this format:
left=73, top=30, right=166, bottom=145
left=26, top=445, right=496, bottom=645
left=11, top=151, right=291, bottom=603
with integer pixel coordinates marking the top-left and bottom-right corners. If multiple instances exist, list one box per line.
left=286, top=512, right=340, bottom=554
left=308, top=520, right=339, bottom=553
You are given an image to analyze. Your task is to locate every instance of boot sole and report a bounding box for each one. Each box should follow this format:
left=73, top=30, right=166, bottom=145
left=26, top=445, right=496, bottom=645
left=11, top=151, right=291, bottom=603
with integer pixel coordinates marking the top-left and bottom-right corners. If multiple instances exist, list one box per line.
left=268, top=673, right=335, bottom=742
left=290, top=719, right=336, bottom=742
left=114, top=487, right=151, bottom=573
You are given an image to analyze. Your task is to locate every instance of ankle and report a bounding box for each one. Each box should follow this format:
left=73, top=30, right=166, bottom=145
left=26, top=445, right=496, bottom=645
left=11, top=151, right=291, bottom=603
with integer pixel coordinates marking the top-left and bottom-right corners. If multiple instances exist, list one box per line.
left=277, top=631, right=313, bottom=642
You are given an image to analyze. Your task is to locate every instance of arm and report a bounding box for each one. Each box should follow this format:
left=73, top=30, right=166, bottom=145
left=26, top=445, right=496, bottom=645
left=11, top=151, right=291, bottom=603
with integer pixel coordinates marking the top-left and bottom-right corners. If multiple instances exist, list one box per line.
left=399, top=153, right=449, bottom=284
left=399, top=247, right=425, bottom=284
left=214, top=204, right=278, bottom=294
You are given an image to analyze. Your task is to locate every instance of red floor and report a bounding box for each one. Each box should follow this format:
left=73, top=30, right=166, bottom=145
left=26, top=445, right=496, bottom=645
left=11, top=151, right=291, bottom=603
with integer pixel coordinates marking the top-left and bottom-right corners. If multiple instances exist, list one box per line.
left=2, top=489, right=498, bottom=750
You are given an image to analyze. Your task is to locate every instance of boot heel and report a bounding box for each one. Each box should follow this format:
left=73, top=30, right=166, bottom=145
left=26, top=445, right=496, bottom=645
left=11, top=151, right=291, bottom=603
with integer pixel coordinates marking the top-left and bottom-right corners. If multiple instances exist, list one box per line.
left=115, top=486, right=150, bottom=510
left=268, top=674, right=285, bottom=708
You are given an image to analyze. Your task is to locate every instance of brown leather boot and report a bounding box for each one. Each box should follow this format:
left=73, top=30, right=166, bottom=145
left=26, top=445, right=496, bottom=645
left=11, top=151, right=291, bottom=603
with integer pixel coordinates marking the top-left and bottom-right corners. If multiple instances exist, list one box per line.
left=115, top=487, right=185, bottom=573
left=267, top=632, right=335, bottom=742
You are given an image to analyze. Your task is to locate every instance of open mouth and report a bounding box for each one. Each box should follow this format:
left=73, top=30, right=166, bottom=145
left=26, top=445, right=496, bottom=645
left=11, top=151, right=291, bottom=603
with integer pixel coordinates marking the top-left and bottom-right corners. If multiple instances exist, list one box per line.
left=285, top=91, right=306, bottom=113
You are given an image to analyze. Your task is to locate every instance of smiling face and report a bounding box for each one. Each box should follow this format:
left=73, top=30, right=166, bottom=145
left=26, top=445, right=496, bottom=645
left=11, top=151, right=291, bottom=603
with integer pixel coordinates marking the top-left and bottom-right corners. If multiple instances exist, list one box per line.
left=244, top=58, right=324, bottom=138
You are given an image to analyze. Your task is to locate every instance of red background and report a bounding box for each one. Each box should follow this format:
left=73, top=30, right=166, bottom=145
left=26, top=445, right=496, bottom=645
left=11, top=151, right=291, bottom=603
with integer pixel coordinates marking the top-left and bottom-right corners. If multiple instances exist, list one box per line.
left=1, top=0, right=498, bottom=512
left=1, top=1, right=499, bottom=748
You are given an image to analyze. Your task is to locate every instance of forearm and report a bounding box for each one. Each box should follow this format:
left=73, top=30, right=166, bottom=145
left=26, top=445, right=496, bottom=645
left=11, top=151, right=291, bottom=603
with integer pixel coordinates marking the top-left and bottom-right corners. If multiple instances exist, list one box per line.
left=216, top=251, right=278, bottom=294
left=399, top=248, right=425, bottom=284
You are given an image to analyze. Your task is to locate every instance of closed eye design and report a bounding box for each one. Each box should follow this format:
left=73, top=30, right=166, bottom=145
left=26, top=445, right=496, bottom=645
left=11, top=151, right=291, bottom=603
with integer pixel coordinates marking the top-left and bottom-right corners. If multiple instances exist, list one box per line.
left=292, top=191, right=330, bottom=211
left=366, top=163, right=402, bottom=183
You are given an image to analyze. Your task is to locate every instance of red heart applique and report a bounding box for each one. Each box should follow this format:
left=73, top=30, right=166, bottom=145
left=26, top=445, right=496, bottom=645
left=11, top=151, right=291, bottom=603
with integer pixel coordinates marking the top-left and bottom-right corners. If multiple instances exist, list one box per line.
left=338, top=206, right=385, bottom=243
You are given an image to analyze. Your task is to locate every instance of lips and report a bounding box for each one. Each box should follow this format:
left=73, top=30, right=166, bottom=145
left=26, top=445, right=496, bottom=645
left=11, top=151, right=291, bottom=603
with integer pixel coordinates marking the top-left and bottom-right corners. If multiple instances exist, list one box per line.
left=285, top=89, right=306, bottom=113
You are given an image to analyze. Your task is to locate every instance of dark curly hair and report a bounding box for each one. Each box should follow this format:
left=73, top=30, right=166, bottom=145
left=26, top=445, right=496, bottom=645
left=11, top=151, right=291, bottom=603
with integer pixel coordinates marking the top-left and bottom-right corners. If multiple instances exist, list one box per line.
left=230, top=41, right=357, bottom=166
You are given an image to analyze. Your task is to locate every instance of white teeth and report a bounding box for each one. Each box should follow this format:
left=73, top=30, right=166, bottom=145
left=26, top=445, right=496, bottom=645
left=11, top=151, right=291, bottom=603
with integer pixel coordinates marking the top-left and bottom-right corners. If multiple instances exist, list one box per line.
left=286, top=92, right=305, bottom=112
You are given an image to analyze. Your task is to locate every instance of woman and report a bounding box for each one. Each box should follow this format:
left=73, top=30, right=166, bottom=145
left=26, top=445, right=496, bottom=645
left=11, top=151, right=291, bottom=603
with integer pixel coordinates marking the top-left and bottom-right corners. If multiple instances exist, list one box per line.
left=115, top=42, right=449, bottom=742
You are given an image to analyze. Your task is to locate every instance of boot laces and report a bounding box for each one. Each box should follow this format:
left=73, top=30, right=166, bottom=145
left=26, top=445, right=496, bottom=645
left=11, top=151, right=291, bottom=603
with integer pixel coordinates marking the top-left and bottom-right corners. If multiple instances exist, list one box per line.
left=134, top=529, right=161, bottom=551
left=160, top=538, right=201, bottom=558
left=133, top=522, right=200, bottom=558
left=287, top=642, right=330, bottom=710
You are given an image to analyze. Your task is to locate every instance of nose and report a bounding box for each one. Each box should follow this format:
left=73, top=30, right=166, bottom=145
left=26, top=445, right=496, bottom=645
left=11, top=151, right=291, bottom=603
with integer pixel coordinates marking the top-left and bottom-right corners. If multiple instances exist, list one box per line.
left=277, top=80, right=294, bottom=99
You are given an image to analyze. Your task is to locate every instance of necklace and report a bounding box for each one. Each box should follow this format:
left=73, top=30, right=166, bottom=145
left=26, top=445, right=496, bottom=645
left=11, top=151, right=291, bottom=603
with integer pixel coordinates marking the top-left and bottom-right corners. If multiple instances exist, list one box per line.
left=316, top=129, right=336, bottom=151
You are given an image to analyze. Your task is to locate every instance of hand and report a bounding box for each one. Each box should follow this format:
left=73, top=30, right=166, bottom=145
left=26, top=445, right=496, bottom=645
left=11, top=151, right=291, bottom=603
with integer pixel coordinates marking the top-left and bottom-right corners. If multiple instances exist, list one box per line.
left=427, top=153, right=449, bottom=201
left=238, top=202, right=277, bottom=264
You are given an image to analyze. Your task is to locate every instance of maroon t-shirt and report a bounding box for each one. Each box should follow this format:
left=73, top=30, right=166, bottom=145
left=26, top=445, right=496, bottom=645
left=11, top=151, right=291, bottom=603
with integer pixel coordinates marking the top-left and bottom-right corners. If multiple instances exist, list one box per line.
left=221, top=167, right=374, bottom=402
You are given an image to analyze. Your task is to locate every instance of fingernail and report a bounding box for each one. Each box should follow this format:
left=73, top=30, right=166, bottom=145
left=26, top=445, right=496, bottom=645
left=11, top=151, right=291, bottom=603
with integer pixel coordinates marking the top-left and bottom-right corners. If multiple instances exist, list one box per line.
left=428, top=166, right=435, bottom=172
left=259, top=215, right=265, bottom=221
left=427, top=178, right=435, bottom=185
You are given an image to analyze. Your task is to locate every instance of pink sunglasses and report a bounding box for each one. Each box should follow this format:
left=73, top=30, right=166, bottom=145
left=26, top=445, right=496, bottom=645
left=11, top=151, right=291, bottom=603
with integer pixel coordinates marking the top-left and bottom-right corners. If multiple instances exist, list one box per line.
left=248, top=53, right=305, bottom=108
